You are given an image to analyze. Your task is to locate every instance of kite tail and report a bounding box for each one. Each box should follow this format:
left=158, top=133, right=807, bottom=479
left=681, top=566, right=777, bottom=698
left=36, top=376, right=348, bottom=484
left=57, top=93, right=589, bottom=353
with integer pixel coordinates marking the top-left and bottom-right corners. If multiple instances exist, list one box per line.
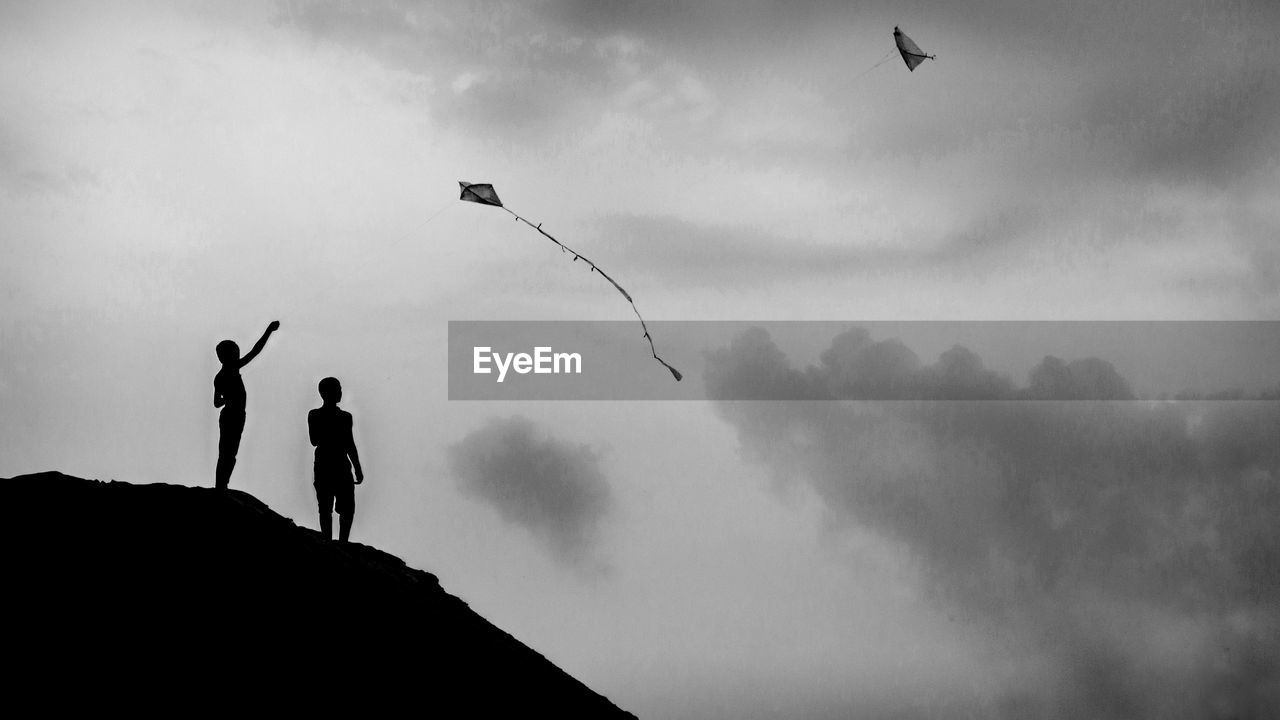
left=628, top=301, right=683, bottom=382
left=503, top=207, right=683, bottom=382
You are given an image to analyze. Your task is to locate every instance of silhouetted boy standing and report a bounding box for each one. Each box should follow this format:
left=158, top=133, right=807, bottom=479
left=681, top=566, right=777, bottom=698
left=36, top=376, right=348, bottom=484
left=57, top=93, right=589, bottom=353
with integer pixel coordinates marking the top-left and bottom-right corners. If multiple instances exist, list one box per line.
left=213, top=321, right=279, bottom=489
left=308, top=377, right=364, bottom=542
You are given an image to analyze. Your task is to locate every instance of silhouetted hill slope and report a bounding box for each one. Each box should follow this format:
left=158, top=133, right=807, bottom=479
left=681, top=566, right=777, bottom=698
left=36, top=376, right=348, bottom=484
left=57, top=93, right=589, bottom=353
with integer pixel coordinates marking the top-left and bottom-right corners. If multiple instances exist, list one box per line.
left=3, top=472, right=636, bottom=717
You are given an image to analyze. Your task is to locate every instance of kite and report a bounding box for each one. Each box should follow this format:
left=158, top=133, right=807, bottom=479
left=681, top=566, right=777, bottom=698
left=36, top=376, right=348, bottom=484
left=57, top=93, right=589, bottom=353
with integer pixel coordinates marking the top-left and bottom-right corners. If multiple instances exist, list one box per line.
left=893, top=26, right=935, bottom=72
left=848, top=26, right=937, bottom=81
left=458, top=181, right=683, bottom=382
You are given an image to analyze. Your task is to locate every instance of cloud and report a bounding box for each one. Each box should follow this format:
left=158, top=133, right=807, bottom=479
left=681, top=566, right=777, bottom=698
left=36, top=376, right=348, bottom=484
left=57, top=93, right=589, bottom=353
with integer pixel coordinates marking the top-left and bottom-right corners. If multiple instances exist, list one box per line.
left=276, top=1, right=1280, bottom=314
left=707, top=327, right=1280, bottom=717
left=447, top=416, right=613, bottom=572
left=596, top=209, right=1039, bottom=289
left=1027, top=355, right=1134, bottom=400
left=706, top=326, right=1134, bottom=401
left=276, top=1, right=722, bottom=145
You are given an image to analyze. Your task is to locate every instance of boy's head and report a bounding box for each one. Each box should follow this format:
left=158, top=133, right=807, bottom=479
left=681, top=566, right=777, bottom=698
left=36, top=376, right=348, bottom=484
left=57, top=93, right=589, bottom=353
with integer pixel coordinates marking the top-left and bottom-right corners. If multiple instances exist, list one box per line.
left=216, top=340, right=239, bottom=365
left=318, top=376, right=342, bottom=404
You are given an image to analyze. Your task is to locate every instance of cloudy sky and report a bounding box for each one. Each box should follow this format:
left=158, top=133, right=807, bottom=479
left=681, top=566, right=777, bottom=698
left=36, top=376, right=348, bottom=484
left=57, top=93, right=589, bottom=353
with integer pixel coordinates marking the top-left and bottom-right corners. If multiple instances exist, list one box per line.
left=3, top=1, right=1279, bottom=718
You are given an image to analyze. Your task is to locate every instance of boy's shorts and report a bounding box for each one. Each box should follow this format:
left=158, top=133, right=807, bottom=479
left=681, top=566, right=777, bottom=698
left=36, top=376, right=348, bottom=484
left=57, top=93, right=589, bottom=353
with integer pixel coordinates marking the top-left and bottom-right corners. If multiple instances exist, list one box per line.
left=314, top=463, right=355, bottom=516
left=219, top=410, right=246, bottom=458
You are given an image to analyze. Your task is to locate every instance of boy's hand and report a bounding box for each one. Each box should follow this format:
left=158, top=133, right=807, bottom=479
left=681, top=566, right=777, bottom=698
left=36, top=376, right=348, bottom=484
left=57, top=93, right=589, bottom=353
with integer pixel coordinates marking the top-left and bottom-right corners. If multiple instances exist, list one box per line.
left=239, top=321, right=280, bottom=367
left=354, top=470, right=364, bottom=485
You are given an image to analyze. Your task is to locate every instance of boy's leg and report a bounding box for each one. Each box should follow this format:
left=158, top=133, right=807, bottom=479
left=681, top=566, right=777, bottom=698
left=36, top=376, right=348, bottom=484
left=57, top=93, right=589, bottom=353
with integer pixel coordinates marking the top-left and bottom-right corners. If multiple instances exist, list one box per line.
left=214, top=457, right=232, bottom=489
left=315, top=478, right=335, bottom=540
left=215, top=412, right=245, bottom=489
left=336, top=481, right=355, bottom=542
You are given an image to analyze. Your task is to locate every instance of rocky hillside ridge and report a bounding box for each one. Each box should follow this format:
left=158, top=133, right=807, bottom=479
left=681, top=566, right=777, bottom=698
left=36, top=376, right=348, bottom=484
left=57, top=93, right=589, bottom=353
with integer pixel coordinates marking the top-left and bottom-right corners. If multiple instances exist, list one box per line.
left=3, top=471, right=635, bottom=717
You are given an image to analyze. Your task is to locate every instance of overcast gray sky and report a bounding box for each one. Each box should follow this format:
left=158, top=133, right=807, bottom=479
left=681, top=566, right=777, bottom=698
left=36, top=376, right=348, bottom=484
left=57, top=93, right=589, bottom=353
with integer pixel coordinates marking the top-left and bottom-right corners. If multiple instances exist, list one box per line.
left=3, top=2, right=1279, bottom=718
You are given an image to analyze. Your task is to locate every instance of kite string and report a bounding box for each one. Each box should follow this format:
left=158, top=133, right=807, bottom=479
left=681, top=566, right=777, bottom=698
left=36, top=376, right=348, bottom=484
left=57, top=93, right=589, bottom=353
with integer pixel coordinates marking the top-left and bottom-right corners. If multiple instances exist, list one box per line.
left=850, top=48, right=897, bottom=82
left=743, top=45, right=898, bottom=148
left=501, top=206, right=683, bottom=381
left=380, top=198, right=455, bottom=251
left=347, top=199, right=455, bottom=279
left=417, top=200, right=454, bottom=230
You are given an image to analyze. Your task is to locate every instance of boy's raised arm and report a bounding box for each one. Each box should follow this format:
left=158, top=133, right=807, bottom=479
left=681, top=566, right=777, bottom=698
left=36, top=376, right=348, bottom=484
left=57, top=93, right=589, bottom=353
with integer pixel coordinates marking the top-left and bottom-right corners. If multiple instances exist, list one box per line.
left=239, top=320, right=280, bottom=368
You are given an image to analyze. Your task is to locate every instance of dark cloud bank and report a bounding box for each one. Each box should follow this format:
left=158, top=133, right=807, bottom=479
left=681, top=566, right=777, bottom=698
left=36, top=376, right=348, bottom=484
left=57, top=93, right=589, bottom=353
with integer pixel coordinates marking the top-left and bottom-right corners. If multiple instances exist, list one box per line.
left=448, top=416, right=612, bottom=573
left=707, top=327, right=1279, bottom=719
left=706, top=326, right=1139, bottom=401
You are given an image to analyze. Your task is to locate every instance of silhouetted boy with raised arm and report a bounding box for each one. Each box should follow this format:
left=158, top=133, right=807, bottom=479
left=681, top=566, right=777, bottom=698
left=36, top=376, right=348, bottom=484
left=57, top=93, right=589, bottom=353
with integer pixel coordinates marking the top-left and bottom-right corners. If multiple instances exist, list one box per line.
left=213, top=321, right=280, bottom=489
left=308, top=377, right=364, bottom=542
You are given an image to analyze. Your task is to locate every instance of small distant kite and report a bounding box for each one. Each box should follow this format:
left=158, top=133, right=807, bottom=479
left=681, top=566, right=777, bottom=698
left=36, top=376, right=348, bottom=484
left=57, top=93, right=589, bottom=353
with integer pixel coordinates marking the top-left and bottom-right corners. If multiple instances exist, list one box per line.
left=893, top=26, right=935, bottom=72
left=849, top=25, right=938, bottom=81
left=458, top=181, right=683, bottom=382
